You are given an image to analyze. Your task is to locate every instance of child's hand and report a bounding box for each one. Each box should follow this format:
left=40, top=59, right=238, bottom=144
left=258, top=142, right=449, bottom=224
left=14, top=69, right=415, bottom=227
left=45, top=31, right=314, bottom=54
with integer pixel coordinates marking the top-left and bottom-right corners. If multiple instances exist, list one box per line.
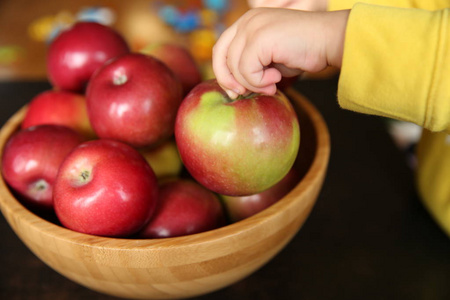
left=248, top=0, right=328, bottom=11
left=212, top=8, right=349, bottom=98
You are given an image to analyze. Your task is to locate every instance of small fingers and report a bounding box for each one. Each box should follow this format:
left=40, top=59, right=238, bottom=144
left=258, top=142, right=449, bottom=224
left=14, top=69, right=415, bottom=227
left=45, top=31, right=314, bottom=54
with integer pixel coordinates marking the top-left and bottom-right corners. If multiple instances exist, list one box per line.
left=235, top=42, right=282, bottom=94
left=257, top=67, right=282, bottom=95
left=212, top=24, right=247, bottom=98
left=213, top=9, right=290, bottom=97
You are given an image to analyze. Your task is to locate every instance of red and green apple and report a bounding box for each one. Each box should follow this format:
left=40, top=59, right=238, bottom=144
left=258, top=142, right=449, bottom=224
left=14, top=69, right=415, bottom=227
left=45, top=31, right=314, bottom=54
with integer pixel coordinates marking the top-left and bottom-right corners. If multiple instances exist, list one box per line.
left=175, top=79, right=300, bottom=196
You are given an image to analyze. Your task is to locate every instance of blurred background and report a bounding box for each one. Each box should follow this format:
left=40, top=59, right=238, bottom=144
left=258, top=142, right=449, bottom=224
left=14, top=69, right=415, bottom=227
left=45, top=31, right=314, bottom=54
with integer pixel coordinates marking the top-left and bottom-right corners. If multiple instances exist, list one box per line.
left=0, top=0, right=249, bottom=81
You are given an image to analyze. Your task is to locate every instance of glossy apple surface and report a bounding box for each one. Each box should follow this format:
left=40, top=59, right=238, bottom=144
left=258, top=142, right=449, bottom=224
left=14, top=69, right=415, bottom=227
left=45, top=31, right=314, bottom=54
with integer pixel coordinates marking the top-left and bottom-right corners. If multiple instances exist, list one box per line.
left=1, top=125, right=84, bottom=210
left=141, top=43, right=202, bottom=96
left=47, top=22, right=130, bottom=92
left=86, top=53, right=183, bottom=148
left=138, top=179, right=225, bottom=238
left=54, top=139, right=159, bottom=237
left=139, top=139, right=183, bottom=181
left=175, top=79, right=300, bottom=196
left=221, top=168, right=301, bottom=222
left=21, top=90, right=95, bottom=139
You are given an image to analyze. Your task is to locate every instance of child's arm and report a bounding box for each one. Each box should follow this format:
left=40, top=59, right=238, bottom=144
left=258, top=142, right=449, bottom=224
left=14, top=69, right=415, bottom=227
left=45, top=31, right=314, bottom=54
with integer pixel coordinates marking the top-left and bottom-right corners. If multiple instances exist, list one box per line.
left=336, top=3, right=450, bottom=132
left=212, top=8, right=349, bottom=98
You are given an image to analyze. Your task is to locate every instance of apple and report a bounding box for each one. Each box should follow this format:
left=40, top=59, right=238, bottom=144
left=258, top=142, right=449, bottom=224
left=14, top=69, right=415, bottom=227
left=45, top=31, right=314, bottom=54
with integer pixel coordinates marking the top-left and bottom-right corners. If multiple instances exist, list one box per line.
left=86, top=53, right=183, bottom=148
left=175, top=79, right=300, bottom=196
left=53, top=139, right=159, bottom=237
left=139, top=139, right=183, bottom=181
left=1, top=125, right=84, bottom=211
left=138, top=179, right=225, bottom=238
left=21, top=90, right=95, bottom=139
left=141, top=43, right=202, bottom=96
left=221, top=167, right=301, bottom=222
left=47, top=22, right=130, bottom=92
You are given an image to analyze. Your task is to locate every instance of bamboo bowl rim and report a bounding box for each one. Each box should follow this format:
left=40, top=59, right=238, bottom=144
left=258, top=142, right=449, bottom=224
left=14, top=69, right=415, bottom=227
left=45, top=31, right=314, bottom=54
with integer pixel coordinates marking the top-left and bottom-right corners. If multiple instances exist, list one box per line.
left=0, top=88, right=330, bottom=254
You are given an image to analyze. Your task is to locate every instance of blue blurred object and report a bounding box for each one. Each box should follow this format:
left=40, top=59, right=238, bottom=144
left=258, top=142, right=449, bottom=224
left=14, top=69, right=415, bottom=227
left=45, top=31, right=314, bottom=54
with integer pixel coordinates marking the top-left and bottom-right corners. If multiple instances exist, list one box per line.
left=203, top=0, right=229, bottom=12
left=156, top=0, right=229, bottom=34
left=175, top=10, right=201, bottom=32
left=76, top=7, right=116, bottom=25
left=158, top=5, right=181, bottom=26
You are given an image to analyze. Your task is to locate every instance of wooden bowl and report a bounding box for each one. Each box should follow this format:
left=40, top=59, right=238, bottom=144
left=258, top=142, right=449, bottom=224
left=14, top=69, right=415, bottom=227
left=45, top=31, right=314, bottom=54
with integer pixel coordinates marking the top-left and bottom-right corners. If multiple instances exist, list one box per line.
left=0, top=89, right=330, bottom=299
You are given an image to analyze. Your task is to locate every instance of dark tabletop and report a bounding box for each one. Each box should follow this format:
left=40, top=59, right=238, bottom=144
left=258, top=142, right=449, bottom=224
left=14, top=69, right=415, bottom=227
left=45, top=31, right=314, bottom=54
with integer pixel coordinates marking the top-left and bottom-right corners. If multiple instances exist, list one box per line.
left=1, top=78, right=450, bottom=300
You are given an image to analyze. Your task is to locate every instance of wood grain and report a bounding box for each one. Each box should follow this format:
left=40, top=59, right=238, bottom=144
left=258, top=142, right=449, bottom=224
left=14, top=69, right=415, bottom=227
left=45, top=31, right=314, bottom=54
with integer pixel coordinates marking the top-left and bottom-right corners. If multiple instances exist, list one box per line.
left=0, top=89, right=330, bottom=299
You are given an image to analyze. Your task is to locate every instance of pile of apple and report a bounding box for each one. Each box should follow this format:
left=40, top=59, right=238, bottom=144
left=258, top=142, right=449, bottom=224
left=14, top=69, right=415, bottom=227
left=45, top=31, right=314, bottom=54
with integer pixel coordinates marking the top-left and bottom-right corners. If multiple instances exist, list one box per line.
left=1, top=22, right=301, bottom=238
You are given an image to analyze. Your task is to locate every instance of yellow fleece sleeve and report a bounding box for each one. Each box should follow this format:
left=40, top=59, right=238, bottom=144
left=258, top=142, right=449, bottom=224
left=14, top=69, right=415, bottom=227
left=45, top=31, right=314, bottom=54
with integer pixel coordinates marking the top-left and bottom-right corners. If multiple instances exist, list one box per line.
left=337, top=3, right=450, bottom=132
left=328, top=0, right=450, bottom=11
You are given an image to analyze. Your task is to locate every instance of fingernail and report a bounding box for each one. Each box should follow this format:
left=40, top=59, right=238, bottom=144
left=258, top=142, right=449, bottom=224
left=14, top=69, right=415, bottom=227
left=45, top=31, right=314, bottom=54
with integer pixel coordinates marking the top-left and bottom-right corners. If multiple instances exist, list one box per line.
left=225, top=89, right=238, bottom=99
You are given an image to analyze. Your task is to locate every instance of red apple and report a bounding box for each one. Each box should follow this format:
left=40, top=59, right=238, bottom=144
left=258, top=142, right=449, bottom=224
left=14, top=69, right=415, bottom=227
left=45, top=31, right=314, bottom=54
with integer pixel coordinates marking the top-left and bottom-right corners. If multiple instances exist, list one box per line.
left=141, top=43, right=202, bottom=96
left=47, top=22, right=130, bottom=92
left=221, top=168, right=301, bottom=222
left=1, top=125, right=84, bottom=211
left=138, top=179, right=225, bottom=238
left=86, top=53, right=183, bottom=148
left=53, top=139, right=159, bottom=237
left=175, top=79, right=300, bottom=196
left=21, top=90, right=95, bottom=139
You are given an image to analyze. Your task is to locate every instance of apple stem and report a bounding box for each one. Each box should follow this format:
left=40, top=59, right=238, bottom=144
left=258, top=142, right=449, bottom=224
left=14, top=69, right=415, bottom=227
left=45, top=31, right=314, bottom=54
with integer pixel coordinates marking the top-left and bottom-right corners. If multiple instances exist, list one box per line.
left=234, top=93, right=258, bottom=101
left=80, top=170, right=90, bottom=182
left=33, top=179, right=48, bottom=191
